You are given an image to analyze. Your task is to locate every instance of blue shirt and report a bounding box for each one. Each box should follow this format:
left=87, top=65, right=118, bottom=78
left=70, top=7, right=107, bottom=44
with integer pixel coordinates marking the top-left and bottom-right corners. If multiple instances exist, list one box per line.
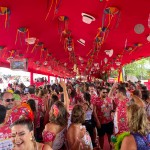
left=131, top=132, right=150, bottom=150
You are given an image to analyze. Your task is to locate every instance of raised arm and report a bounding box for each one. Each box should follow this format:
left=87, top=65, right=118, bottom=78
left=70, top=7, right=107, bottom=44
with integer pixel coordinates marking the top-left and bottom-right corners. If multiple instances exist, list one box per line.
left=59, top=81, right=70, bottom=112
left=108, top=82, right=118, bottom=98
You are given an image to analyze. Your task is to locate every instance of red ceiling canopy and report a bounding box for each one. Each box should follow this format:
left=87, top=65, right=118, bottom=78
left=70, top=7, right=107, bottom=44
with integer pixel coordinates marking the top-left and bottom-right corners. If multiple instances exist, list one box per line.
left=0, top=0, right=150, bottom=78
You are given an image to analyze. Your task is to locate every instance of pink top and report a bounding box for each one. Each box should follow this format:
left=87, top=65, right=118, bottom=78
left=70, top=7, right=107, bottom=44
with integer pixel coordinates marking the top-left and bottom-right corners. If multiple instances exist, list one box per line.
left=42, top=131, right=56, bottom=142
left=43, top=128, right=66, bottom=150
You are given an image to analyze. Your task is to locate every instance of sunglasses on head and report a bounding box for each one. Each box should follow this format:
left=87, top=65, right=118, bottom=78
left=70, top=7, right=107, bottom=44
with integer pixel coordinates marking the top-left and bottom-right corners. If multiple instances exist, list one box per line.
left=5, top=98, right=14, bottom=102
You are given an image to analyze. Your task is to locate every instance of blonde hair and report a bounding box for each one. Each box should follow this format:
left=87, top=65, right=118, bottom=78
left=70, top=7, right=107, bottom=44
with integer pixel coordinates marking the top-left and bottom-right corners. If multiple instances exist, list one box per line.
left=127, top=104, right=150, bottom=135
left=71, top=104, right=85, bottom=124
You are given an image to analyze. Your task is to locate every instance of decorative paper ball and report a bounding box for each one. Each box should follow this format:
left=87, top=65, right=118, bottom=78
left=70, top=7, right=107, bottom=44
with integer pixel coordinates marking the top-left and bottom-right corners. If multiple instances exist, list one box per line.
left=134, top=24, right=145, bottom=34
left=147, top=35, right=150, bottom=42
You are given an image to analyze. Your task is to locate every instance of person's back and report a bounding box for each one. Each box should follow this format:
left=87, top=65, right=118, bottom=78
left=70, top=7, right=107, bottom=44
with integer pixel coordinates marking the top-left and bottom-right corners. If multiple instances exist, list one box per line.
left=67, top=123, right=92, bottom=150
left=43, top=101, right=68, bottom=150
left=43, top=122, right=66, bottom=150
left=121, top=104, right=150, bottom=150
left=67, top=105, right=93, bottom=150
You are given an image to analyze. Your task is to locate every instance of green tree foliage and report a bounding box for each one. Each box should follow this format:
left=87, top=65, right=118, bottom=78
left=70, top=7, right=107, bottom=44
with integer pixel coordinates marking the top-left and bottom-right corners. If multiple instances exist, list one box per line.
left=124, top=57, right=150, bottom=80
left=110, top=70, right=118, bottom=78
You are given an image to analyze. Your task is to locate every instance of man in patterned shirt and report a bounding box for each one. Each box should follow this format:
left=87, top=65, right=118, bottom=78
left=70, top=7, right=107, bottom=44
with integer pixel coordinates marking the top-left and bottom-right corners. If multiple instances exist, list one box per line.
left=89, top=84, right=98, bottom=105
left=94, top=87, right=113, bottom=149
left=112, top=86, right=130, bottom=135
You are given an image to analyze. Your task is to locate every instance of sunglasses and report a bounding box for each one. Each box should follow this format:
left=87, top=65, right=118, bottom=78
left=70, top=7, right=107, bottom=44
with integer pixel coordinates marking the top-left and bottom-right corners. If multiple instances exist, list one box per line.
left=5, top=98, right=15, bottom=102
left=103, top=92, right=108, bottom=94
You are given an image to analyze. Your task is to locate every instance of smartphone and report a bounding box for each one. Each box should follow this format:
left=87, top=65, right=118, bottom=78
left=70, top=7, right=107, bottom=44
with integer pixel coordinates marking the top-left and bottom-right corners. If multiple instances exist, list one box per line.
left=24, top=87, right=29, bottom=94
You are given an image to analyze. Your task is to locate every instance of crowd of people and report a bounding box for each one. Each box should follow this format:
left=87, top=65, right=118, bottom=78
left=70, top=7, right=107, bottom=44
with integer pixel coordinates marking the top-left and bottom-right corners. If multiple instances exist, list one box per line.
left=0, top=79, right=150, bottom=150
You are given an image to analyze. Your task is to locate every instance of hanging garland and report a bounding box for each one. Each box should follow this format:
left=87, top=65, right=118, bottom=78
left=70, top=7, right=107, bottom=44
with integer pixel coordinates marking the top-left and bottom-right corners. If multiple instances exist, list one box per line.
left=86, top=49, right=96, bottom=72
left=102, top=7, right=120, bottom=28
left=57, top=15, right=77, bottom=76
left=15, top=27, right=29, bottom=46
left=7, top=50, right=16, bottom=62
left=55, top=0, right=62, bottom=14
left=58, top=16, right=69, bottom=35
left=45, top=52, right=52, bottom=63
left=86, top=7, right=120, bottom=73
left=40, top=47, right=47, bottom=59
left=64, top=36, right=74, bottom=52
left=95, top=27, right=109, bottom=43
left=129, top=43, right=143, bottom=54
left=31, top=41, right=43, bottom=54
left=45, top=0, right=62, bottom=20
left=125, top=43, right=143, bottom=55
left=0, top=7, right=11, bottom=28
left=86, top=35, right=103, bottom=69
left=86, top=28, right=107, bottom=71
left=87, top=27, right=109, bottom=58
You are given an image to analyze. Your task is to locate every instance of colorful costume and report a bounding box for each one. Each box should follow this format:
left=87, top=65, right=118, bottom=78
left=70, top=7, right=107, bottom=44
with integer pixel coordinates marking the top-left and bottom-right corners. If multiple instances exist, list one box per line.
left=5, top=103, right=34, bottom=126
left=22, top=94, right=44, bottom=128
left=95, top=97, right=113, bottom=124
left=43, top=128, right=66, bottom=150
